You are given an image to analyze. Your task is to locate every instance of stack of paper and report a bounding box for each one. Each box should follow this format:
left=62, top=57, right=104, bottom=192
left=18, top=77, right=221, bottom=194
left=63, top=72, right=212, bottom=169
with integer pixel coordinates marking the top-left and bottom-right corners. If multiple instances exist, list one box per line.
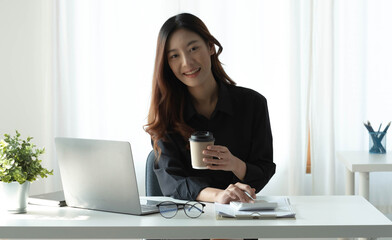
left=230, top=199, right=278, bottom=211
left=215, top=196, right=295, bottom=219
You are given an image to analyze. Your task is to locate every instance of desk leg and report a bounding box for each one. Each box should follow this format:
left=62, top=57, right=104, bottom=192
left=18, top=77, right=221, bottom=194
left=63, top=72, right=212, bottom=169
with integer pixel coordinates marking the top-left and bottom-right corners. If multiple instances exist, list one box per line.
left=357, top=170, right=370, bottom=240
left=358, top=172, right=369, bottom=200
left=345, top=168, right=355, bottom=195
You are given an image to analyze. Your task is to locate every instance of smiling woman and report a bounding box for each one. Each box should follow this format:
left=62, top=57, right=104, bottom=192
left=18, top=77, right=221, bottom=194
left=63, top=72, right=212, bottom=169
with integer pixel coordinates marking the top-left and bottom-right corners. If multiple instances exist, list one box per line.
left=144, top=13, right=275, bottom=204
left=54, top=1, right=292, bottom=200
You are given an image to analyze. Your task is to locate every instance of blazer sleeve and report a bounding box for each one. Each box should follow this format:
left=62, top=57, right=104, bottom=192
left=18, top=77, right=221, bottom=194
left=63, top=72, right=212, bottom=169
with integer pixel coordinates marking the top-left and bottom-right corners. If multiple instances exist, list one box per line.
left=153, top=134, right=210, bottom=200
left=241, top=94, right=275, bottom=193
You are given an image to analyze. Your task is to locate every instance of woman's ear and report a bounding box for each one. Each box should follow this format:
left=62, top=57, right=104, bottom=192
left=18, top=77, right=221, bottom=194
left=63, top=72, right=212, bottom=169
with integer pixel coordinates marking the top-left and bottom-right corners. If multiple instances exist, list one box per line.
left=209, top=42, right=215, bottom=56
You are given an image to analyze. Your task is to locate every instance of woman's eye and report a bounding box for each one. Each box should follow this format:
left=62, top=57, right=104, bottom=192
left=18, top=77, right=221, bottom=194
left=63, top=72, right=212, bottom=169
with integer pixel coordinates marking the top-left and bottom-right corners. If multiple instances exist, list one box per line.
left=190, top=46, right=199, bottom=52
left=170, top=54, right=178, bottom=59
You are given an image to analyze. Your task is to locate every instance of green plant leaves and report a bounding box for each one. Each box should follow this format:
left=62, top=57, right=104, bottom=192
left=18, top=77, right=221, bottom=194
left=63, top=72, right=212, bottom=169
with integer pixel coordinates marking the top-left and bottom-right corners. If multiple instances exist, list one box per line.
left=0, top=130, right=53, bottom=184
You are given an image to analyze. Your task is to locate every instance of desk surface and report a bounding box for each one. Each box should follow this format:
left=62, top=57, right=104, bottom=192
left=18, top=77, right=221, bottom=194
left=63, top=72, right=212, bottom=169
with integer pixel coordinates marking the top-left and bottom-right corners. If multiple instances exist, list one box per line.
left=337, top=151, right=392, bottom=172
left=1, top=195, right=392, bottom=239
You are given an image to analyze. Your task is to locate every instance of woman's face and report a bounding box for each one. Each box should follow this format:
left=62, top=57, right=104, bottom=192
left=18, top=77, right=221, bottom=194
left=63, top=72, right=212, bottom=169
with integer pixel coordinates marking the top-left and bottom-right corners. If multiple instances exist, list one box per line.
left=166, top=28, right=214, bottom=88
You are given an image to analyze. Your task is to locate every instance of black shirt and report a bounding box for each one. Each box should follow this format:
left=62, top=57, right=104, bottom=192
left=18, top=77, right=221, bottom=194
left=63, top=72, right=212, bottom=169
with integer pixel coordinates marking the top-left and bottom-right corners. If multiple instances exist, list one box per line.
left=154, top=81, right=275, bottom=200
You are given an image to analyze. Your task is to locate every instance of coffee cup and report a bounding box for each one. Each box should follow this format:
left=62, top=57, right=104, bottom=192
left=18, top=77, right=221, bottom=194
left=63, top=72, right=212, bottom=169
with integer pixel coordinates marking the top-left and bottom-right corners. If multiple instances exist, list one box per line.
left=189, top=131, right=215, bottom=169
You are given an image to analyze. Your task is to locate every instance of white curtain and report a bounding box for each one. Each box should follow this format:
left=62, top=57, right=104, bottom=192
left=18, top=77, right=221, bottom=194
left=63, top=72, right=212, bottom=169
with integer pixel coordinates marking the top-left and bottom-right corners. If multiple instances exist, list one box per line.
left=54, top=0, right=392, bottom=212
left=307, top=0, right=392, bottom=211
left=309, top=0, right=336, bottom=195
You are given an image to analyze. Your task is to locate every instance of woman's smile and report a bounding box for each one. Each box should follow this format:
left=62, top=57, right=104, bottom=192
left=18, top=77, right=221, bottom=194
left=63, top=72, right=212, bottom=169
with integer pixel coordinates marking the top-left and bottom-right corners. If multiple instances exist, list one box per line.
left=183, top=67, right=201, bottom=77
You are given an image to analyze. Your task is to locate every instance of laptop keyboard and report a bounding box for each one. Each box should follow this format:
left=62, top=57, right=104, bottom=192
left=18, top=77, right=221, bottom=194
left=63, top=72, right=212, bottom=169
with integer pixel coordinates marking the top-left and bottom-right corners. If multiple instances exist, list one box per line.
left=141, top=204, right=158, bottom=211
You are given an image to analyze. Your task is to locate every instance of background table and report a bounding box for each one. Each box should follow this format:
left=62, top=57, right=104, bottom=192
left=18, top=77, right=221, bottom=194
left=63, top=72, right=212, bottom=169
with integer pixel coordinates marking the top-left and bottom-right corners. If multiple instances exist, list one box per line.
left=1, top=195, right=392, bottom=239
left=337, top=151, right=392, bottom=200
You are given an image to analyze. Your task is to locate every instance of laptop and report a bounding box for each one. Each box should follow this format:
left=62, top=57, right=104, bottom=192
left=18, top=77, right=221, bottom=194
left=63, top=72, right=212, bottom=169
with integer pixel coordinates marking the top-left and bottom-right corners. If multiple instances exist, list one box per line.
left=55, top=137, right=159, bottom=215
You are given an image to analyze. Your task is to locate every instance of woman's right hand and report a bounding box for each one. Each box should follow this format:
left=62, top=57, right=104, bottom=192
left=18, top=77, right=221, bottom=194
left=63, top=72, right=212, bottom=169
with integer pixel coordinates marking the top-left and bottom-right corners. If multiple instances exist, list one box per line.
left=215, top=182, right=256, bottom=204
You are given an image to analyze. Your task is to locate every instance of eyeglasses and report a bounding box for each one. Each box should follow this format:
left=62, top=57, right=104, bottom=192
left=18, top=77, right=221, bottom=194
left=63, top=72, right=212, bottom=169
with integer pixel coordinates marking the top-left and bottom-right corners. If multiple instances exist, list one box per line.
left=156, top=201, right=206, bottom=218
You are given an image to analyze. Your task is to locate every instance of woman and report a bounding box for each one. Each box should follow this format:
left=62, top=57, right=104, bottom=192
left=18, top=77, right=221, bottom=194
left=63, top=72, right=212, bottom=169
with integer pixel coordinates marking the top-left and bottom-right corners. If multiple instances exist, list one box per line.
left=145, top=13, right=275, bottom=204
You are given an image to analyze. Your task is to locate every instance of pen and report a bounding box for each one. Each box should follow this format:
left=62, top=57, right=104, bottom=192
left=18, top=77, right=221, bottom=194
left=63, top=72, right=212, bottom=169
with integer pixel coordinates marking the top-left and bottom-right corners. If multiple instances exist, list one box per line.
left=244, top=191, right=256, bottom=201
left=383, top=121, right=391, bottom=133
left=367, top=121, right=375, bottom=132
left=377, top=123, right=382, bottom=133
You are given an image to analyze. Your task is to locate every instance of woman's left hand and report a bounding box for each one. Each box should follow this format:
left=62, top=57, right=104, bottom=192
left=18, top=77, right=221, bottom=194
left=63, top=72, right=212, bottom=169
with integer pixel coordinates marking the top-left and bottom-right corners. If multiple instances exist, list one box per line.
left=202, top=145, right=243, bottom=172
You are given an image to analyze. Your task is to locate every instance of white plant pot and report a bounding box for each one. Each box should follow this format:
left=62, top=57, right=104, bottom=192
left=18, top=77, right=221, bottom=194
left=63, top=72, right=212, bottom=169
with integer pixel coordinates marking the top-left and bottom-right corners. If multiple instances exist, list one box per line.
left=0, top=181, right=31, bottom=213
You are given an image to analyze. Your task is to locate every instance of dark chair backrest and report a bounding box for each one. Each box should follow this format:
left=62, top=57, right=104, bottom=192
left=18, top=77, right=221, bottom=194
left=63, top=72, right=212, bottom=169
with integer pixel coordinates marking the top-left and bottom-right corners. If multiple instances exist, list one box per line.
left=145, top=150, right=163, bottom=196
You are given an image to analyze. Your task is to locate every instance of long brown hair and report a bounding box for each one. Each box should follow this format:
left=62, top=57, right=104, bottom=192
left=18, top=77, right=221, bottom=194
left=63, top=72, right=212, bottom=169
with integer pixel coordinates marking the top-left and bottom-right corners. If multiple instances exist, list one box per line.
left=144, top=13, right=236, bottom=156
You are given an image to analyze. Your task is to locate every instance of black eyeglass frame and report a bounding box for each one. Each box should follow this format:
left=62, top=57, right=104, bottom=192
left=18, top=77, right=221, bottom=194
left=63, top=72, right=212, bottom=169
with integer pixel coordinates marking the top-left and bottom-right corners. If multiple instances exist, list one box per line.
left=156, top=201, right=206, bottom=218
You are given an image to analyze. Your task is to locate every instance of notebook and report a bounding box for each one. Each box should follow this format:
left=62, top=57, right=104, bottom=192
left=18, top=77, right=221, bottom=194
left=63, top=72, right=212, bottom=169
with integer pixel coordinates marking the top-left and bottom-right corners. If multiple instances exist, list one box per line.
left=215, top=197, right=295, bottom=219
left=230, top=199, right=278, bottom=211
left=55, top=137, right=159, bottom=215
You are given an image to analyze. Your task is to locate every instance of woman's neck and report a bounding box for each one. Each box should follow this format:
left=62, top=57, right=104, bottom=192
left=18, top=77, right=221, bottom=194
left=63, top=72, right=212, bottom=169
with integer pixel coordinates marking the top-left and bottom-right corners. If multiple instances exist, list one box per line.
left=188, top=77, right=219, bottom=119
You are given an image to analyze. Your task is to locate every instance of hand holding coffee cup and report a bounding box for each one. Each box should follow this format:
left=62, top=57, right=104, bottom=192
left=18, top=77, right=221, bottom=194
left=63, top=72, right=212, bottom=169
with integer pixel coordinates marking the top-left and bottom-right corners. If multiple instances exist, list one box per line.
left=201, top=145, right=247, bottom=180
left=189, top=131, right=215, bottom=169
left=202, top=145, right=240, bottom=170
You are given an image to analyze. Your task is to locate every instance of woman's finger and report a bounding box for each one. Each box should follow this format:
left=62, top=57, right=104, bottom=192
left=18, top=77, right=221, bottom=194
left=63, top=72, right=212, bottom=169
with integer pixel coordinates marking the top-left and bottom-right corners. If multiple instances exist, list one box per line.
left=233, top=183, right=256, bottom=198
left=231, top=186, right=253, bottom=202
left=206, top=145, right=228, bottom=152
left=203, top=149, right=226, bottom=159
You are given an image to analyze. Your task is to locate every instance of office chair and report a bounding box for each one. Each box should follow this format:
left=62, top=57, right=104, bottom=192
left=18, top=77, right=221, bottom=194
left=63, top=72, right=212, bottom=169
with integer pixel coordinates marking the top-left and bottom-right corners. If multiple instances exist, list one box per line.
left=145, top=150, right=163, bottom=196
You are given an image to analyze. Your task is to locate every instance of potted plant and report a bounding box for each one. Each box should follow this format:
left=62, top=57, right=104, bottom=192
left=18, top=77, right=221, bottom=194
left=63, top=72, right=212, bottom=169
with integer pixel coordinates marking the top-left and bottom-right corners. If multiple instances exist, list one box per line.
left=0, top=130, right=53, bottom=213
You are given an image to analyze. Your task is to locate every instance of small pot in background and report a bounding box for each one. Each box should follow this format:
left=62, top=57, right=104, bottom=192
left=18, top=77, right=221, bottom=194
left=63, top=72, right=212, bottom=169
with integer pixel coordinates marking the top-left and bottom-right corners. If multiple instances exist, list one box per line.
left=0, top=181, right=31, bottom=214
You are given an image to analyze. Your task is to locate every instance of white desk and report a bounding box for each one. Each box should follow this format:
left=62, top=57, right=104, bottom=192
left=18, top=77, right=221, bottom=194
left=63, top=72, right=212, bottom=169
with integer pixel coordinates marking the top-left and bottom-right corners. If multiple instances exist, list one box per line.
left=337, top=151, right=392, bottom=200
left=1, top=195, right=392, bottom=239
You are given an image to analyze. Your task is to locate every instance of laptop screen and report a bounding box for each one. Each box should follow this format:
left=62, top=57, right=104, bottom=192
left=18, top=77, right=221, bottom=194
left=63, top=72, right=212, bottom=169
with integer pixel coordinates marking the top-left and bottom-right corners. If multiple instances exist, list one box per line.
left=55, top=137, right=145, bottom=215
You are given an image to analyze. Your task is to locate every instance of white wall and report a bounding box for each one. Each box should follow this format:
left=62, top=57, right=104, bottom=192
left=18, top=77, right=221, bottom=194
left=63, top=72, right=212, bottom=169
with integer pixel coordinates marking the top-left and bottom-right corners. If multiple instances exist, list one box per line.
left=0, top=0, right=56, bottom=194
